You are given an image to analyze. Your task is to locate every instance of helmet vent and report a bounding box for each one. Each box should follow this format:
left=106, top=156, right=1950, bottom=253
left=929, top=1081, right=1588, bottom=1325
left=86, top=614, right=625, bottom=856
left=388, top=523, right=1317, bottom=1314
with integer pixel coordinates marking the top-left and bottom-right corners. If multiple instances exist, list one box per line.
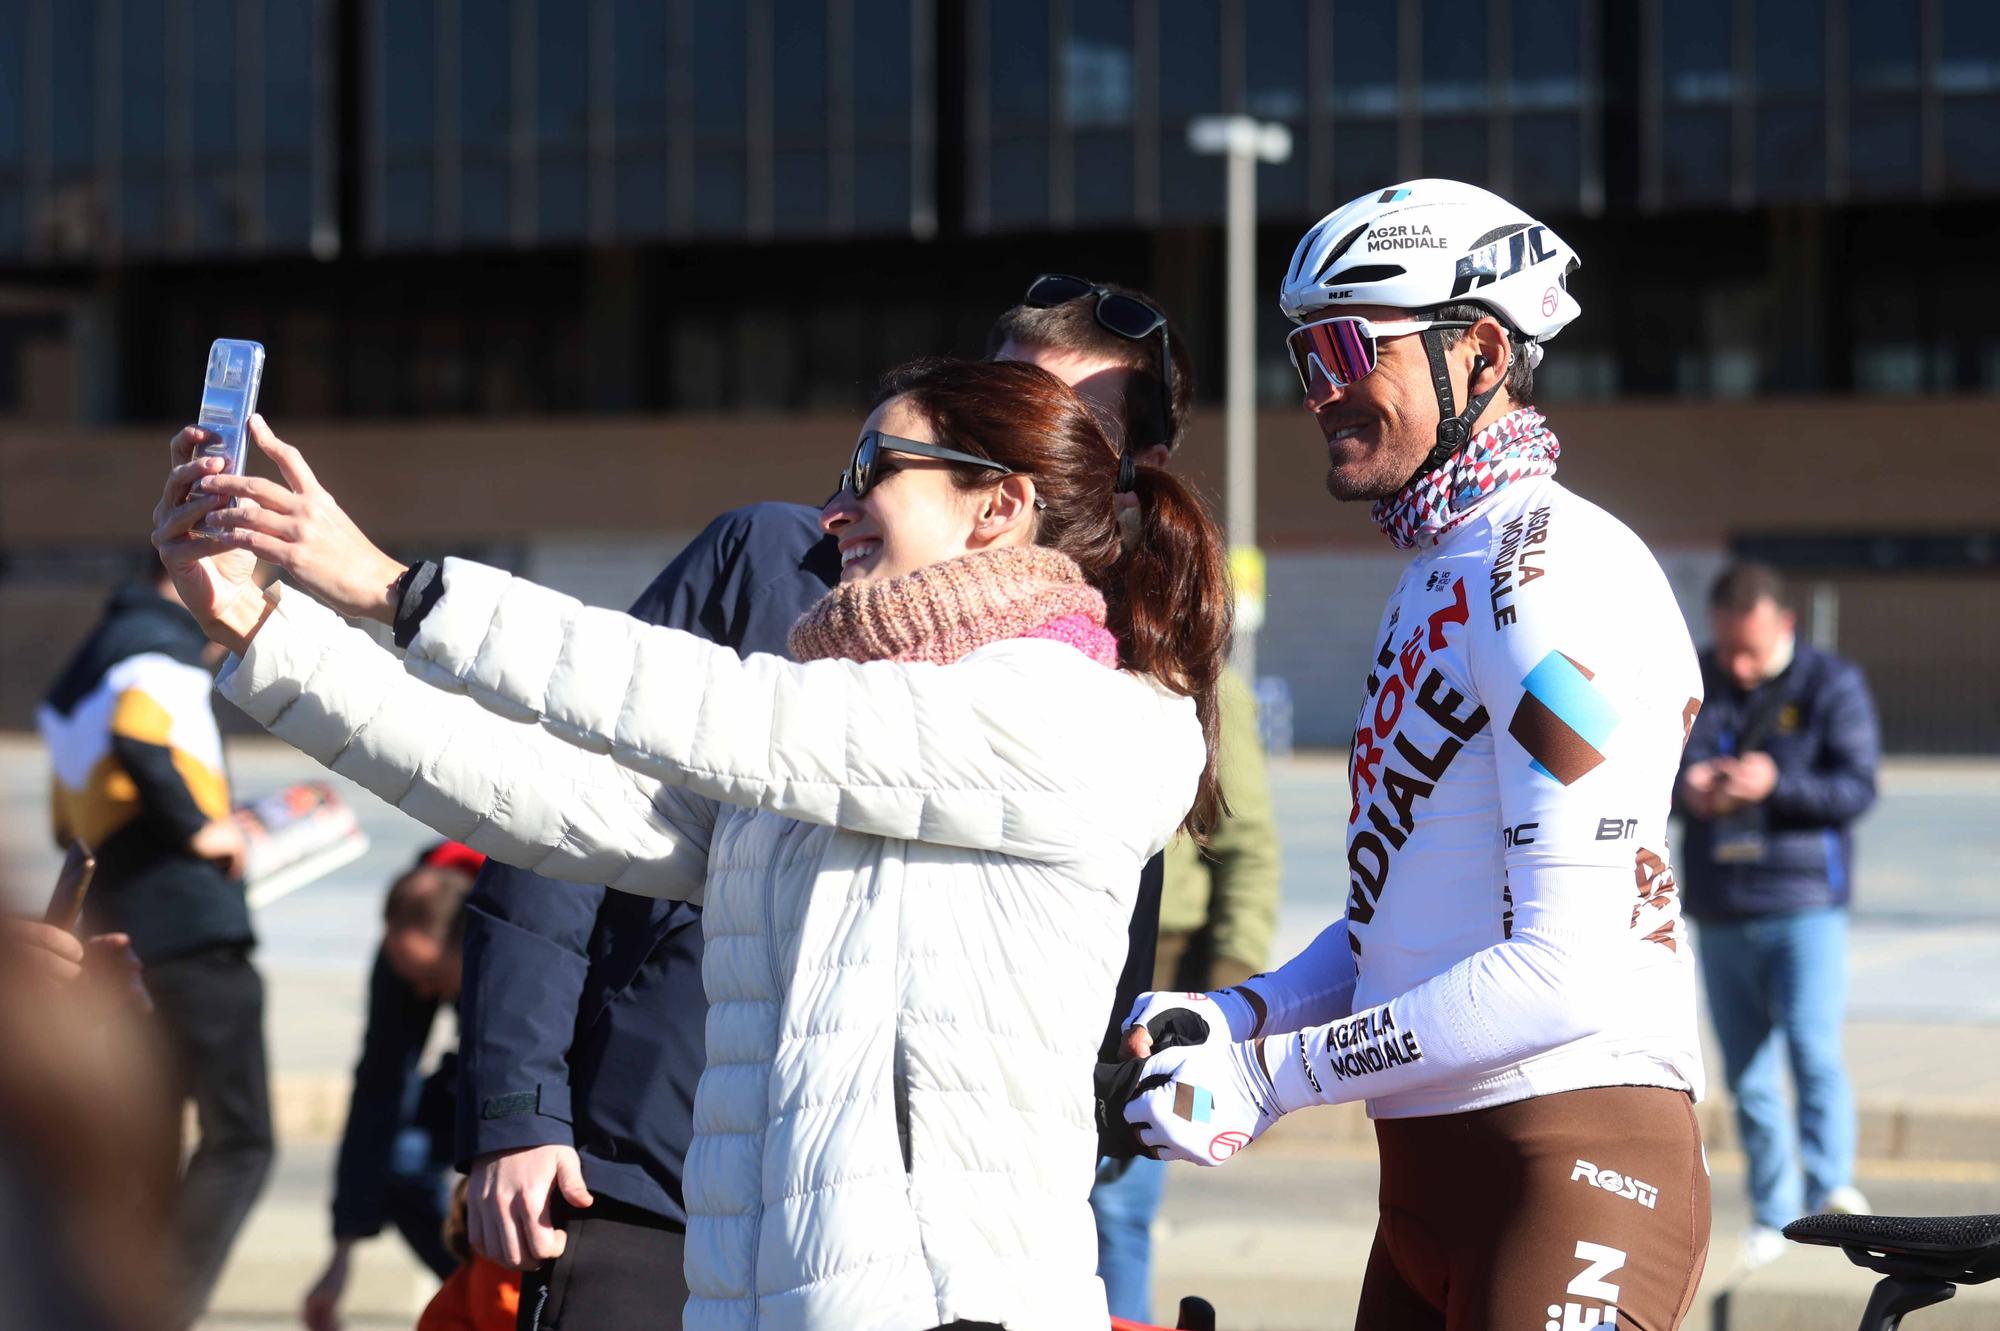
left=1311, top=222, right=1373, bottom=282
left=1467, top=222, right=1528, bottom=251
left=1334, top=264, right=1406, bottom=285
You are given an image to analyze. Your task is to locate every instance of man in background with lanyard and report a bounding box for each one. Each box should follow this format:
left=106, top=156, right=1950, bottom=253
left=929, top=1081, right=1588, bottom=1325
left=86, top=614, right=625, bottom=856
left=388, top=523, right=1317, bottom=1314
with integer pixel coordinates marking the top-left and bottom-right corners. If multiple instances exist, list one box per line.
left=1678, top=561, right=1881, bottom=1270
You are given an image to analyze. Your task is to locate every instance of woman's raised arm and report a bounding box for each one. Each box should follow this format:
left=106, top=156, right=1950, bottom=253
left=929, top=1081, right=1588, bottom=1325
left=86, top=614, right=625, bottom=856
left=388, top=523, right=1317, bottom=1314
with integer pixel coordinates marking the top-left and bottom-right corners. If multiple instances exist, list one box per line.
left=218, top=585, right=715, bottom=900
left=390, top=558, right=1200, bottom=875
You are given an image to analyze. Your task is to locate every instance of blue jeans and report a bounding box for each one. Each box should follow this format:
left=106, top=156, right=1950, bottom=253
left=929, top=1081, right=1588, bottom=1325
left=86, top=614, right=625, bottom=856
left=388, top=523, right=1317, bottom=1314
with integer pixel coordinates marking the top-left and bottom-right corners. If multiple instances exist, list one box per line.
left=1697, top=907, right=1857, bottom=1231
left=1090, top=1155, right=1166, bottom=1322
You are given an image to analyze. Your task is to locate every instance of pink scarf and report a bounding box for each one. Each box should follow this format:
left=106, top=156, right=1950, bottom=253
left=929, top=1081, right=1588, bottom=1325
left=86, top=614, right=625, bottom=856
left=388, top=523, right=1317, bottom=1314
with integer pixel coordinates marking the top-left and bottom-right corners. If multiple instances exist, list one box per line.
left=787, top=545, right=1120, bottom=668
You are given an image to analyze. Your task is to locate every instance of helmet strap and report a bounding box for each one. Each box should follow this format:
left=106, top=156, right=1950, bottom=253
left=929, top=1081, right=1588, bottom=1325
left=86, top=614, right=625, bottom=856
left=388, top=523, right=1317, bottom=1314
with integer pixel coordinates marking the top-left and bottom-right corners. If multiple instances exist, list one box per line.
left=1407, top=329, right=1505, bottom=488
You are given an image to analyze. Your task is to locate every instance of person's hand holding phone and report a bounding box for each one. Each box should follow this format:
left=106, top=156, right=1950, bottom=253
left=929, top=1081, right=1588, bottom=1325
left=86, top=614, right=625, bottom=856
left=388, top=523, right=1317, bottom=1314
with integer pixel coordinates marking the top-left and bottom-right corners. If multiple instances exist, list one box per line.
left=154, top=427, right=273, bottom=652
left=177, top=416, right=407, bottom=623
left=7, top=916, right=89, bottom=984
left=156, top=416, right=409, bottom=650
left=4, top=918, right=145, bottom=1007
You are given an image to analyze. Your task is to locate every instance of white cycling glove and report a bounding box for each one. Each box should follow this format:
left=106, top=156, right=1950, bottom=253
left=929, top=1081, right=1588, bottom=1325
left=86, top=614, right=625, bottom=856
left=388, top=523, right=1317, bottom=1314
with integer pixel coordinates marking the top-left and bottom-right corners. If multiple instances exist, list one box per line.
left=1121, top=987, right=1259, bottom=1053
left=1123, top=920, right=1363, bottom=1059
left=1123, top=1037, right=1285, bottom=1165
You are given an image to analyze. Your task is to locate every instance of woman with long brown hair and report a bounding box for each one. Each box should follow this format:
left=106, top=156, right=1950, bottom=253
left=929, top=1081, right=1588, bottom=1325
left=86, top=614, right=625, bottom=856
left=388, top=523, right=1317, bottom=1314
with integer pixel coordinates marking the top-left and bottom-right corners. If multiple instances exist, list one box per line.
left=151, top=357, right=1231, bottom=1331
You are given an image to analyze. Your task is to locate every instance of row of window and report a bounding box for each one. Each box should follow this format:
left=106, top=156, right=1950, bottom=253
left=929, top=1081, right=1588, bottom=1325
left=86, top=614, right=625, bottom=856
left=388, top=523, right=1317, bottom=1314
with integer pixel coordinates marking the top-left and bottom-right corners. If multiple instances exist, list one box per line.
left=69, top=200, right=1994, bottom=426
left=0, top=0, right=323, bottom=257
left=368, top=0, right=925, bottom=246
left=3, top=0, right=2000, bottom=262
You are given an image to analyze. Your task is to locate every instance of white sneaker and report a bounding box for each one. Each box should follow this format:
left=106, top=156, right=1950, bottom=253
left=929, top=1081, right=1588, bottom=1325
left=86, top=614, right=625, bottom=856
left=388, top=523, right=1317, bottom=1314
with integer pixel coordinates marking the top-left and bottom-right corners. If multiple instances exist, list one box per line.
left=1820, top=1185, right=1872, bottom=1215
left=1741, top=1224, right=1792, bottom=1270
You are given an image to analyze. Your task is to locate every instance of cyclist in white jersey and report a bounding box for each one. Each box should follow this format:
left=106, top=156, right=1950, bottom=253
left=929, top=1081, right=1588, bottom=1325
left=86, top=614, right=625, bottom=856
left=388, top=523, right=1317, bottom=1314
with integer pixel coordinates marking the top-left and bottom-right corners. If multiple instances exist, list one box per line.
left=1112, top=180, right=1713, bottom=1330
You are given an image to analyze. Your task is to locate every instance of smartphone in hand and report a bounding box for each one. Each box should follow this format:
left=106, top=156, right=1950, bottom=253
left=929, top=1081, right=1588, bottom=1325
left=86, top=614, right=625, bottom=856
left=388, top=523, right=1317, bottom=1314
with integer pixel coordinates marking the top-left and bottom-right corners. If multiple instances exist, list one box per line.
left=194, top=338, right=266, bottom=532
left=44, top=841, right=96, bottom=932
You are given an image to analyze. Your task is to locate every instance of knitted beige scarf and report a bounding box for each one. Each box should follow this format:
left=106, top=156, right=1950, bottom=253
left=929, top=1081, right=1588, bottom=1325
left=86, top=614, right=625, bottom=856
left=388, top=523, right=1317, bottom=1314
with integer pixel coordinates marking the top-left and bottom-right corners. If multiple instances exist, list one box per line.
left=788, top=545, right=1119, bottom=668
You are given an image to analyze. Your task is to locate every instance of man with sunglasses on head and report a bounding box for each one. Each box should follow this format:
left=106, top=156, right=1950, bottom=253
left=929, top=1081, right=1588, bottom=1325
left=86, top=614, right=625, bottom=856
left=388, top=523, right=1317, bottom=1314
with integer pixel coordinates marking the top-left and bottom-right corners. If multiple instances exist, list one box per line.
left=989, top=277, right=1196, bottom=1048
left=995, top=279, right=1283, bottom=1325
left=1114, top=181, right=1713, bottom=1330
left=994, top=275, right=1184, bottom=484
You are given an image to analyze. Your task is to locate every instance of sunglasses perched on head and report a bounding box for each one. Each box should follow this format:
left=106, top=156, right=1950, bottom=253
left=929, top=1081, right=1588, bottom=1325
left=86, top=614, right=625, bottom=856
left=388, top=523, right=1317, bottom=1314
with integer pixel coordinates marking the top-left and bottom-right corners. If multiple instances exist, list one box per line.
left=1285, top=315, right=1473, bottom=409
left=836, top=430, right=1044, bottom=508
left=1023, top=273, right=1176, bottom=451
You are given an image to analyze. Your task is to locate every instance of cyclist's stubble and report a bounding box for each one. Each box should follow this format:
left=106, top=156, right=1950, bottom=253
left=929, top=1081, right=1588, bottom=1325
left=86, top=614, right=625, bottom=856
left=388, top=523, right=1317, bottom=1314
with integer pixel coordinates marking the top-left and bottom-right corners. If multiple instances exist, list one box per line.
left=1307, top=310, right=1454, bottom=503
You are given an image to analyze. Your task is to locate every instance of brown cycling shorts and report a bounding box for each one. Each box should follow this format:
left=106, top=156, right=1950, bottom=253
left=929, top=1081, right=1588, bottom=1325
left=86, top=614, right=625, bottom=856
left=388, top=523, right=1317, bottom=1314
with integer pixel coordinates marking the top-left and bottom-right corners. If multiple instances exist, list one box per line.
left=1356, top=1085, right=1711, bottom=1331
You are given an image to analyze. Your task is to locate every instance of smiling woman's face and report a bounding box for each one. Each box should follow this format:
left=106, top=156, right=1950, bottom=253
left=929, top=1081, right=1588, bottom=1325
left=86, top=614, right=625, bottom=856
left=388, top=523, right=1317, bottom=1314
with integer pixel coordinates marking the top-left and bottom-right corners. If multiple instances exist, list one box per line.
left=819, top=395, right=991, bottom=584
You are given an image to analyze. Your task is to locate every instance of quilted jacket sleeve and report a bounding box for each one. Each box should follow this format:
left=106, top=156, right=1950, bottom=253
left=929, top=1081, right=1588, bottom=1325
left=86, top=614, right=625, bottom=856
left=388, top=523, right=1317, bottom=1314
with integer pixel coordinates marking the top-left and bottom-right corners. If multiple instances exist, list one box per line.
left=217, top=583, right=716, bottom=901
left=401, top=559, right=1197, bottom=872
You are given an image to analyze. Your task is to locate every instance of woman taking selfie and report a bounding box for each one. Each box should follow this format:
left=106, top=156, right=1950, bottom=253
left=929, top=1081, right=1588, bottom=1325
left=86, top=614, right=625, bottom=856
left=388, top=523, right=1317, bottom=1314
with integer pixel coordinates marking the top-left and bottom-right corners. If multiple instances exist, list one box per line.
left=151, top=358, right=1230, bottom=1331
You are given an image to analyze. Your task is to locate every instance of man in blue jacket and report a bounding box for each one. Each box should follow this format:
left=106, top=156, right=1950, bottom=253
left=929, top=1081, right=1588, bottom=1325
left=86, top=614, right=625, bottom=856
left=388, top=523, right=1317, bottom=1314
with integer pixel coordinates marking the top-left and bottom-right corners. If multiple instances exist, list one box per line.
left=1677, top=561, right=1881, bottom=1269
left=458, top=502, right=838, bottom=1329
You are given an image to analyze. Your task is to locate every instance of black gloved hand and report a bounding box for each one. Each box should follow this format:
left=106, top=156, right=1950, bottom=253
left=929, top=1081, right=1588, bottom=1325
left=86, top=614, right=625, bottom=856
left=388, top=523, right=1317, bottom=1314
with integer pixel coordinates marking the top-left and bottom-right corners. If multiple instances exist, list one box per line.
left=1092, top=1007, right=1215, bottom=1159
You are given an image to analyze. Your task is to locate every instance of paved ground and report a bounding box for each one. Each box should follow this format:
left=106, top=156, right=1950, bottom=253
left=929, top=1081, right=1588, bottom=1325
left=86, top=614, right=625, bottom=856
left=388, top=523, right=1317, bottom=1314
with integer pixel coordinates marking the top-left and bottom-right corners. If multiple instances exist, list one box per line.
left=190, top=1134, right=2000, bottom=1331
left=3, top=737, right=1997, bottom=1329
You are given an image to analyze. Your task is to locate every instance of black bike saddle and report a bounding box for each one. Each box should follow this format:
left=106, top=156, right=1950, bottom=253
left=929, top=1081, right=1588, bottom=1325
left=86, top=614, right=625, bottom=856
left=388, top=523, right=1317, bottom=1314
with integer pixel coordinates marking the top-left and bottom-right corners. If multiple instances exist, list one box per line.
left=1785, top=1214, right=2000, bottom=1284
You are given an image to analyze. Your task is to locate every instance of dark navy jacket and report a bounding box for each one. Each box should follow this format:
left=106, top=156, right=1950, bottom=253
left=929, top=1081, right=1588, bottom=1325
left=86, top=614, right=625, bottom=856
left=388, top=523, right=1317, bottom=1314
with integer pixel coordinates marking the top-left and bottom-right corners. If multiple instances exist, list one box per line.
left=1677, top=641, right=1881, bottom=920
left=455, top=503, right=839, bottom=1224
left=332, top=946, right=455, bottom=1250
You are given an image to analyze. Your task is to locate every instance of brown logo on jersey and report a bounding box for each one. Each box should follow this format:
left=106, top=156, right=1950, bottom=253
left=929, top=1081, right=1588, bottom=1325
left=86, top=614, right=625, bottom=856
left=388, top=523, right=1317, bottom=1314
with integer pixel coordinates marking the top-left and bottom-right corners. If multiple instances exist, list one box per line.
left=1632, top=848, right=1681, bottom=952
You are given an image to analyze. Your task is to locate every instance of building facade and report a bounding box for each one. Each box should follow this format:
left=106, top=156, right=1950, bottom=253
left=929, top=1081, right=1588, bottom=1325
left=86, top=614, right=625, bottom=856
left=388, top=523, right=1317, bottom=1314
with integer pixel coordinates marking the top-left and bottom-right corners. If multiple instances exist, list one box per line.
left=3, top=0, right=1997, bottom=745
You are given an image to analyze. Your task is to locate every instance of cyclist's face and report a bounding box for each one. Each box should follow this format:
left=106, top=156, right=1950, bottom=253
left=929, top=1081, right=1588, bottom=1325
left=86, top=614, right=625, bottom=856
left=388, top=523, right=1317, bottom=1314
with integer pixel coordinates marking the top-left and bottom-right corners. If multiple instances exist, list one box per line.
left=1301, top=303, right=1468, bottom=503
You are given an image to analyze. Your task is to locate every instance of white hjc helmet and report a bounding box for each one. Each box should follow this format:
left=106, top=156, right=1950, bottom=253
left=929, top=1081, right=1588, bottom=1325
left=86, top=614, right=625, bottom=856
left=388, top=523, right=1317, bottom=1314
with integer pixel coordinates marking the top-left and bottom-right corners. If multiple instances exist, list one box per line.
left=1280, top=179, right=1581, bottom=480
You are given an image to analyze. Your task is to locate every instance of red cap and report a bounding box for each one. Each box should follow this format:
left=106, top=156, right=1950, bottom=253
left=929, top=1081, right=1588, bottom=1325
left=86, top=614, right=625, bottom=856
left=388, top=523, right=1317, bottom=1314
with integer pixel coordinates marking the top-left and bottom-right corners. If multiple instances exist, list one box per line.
left=419, top=841, right=488, bottom=875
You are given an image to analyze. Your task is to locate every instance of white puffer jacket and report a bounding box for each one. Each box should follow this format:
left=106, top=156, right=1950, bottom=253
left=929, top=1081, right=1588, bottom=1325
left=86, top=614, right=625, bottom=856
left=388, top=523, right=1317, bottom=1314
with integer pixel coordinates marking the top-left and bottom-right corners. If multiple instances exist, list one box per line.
left=218, top=559, right=1203, bottom=1331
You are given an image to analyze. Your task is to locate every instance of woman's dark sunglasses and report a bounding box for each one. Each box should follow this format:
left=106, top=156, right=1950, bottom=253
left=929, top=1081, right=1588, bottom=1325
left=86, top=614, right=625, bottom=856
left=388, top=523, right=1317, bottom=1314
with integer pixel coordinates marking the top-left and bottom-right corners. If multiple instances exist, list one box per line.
left=1023, top=273, right=1175, bottom=451
left=837, top=431, right=1042, bottom=507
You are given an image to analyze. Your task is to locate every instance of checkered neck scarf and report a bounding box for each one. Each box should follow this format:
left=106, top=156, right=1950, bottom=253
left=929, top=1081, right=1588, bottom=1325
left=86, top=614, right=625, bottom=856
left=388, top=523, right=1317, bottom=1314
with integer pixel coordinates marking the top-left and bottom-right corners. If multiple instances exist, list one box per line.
left=1371, top=408, right=1561, bottom=550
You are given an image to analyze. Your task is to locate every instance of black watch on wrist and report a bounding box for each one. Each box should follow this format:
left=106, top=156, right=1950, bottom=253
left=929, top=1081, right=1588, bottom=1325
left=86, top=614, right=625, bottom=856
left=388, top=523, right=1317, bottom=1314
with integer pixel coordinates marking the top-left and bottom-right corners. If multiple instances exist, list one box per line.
left=391, top=560, right=445, bottom=649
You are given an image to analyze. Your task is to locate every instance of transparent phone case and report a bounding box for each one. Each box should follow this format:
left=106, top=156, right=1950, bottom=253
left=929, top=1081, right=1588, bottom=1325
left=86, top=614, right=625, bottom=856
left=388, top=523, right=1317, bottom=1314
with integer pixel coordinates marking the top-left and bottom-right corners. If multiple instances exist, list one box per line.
left=195, top=338, right=265, bottom=530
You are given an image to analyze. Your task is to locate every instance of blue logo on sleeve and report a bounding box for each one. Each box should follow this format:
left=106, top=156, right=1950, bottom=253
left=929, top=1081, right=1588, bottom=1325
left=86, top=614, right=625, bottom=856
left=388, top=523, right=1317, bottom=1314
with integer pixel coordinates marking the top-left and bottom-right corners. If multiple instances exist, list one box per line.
left=1509, top=651, right=1621, bottom=785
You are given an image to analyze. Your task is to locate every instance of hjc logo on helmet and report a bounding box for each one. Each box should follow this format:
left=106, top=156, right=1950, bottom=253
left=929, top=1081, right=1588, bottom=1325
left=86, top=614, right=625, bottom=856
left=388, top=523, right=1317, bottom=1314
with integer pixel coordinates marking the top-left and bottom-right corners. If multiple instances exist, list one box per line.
left=1450, top=224, right=1560, bottom=299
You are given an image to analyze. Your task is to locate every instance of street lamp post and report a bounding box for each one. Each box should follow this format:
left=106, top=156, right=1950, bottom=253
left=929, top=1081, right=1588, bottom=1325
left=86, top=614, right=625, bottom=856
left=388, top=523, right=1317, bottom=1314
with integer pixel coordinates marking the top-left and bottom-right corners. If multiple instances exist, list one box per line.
left=1188, top=115, right=1292, bottom=684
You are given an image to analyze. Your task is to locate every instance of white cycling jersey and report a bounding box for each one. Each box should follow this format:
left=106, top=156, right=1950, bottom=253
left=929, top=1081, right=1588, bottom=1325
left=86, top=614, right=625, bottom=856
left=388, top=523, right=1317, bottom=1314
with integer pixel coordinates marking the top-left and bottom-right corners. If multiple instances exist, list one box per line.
left=1236, top=472, right=1706, bottom=1119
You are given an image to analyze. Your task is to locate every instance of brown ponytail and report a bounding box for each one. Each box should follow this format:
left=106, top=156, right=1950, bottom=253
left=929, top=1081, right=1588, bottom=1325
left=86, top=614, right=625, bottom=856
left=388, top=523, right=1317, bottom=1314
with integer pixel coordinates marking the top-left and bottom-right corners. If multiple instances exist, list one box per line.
left=871, top=357, right=1232, bottom=835
left=1111, top=460, right=1233, bottom=835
